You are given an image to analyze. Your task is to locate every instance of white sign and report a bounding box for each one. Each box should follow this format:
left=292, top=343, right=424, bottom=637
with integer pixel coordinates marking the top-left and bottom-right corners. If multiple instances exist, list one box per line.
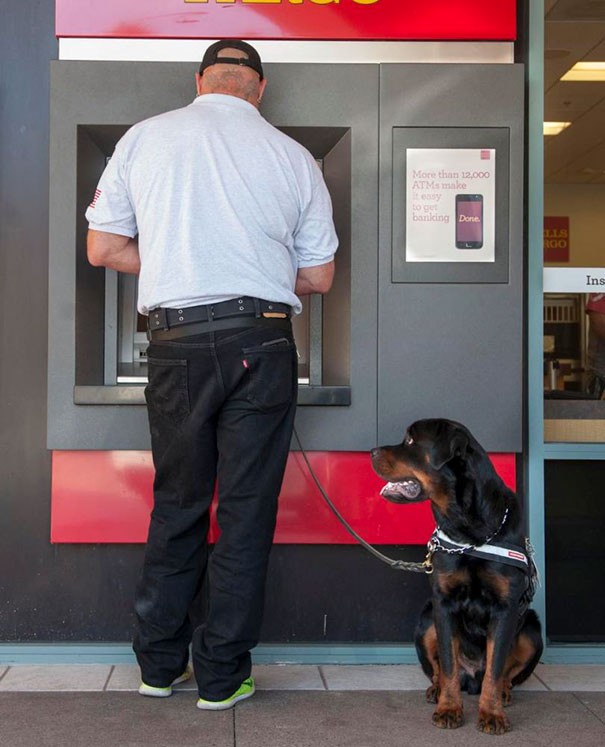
left=406, top=148, right=496, bottom=262
left=543, top=267, right=605, bottom=293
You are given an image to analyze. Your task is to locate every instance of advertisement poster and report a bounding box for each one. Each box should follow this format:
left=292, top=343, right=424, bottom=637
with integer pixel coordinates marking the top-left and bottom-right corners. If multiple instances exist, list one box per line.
left=406, top=148, right=496, bottom=263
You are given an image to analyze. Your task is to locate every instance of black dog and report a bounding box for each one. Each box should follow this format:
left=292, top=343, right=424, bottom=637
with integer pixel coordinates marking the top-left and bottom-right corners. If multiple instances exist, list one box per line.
left=371, top=419, right=542, bottom=735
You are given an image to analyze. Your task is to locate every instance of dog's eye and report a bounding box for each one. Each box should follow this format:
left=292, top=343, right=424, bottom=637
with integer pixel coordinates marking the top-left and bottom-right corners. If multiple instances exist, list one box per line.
left=405, top=435, right=414, bottom=446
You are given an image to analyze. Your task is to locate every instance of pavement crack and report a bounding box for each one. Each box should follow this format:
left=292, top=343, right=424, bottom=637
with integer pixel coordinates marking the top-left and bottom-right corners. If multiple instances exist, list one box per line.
left=572, top=692, right=605, bottom=725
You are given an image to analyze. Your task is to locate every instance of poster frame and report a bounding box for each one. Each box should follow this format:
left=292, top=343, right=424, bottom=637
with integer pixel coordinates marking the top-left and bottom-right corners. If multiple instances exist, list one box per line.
left=392, top=126, right=510, bottom=283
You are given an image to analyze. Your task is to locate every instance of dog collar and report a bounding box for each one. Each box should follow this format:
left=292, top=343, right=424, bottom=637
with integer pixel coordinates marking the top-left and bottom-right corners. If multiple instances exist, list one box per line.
left=429, top=528, right=530, bottom=571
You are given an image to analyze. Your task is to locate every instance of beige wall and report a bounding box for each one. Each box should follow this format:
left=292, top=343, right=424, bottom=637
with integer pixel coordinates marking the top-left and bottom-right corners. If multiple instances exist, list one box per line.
left=545, top=183, right=605, bottom=267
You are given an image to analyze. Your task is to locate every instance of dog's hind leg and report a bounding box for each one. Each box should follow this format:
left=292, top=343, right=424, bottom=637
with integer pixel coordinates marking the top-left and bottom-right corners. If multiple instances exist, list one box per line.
left=415, top=609, right=440, bottom=703
left=502, top=610, right=544, bottom=706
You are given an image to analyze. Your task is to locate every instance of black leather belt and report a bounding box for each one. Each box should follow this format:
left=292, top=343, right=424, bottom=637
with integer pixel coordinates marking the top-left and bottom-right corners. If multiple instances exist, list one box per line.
left=147, top=296, right=292, bottom=341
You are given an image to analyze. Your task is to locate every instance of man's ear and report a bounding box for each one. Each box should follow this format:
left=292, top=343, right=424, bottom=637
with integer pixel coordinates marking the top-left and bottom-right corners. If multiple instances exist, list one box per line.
left=257, top=78, right=267, bottom=104
left=429, top=433, right=468, bottom=470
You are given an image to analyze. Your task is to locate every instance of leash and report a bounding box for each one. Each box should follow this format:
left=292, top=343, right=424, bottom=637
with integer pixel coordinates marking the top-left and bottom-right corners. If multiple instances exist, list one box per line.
left=292, top=427, right=433, bottom=574
left=292, top=427, right=539, bottom=592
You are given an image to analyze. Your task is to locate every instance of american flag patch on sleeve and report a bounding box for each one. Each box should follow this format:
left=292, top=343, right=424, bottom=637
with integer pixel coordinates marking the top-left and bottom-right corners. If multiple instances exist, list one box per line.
left=89, top=188, right=102, bottom=209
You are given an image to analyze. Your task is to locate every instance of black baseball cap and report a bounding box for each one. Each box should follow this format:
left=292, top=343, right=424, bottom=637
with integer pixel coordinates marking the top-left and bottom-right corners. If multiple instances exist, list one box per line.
left=199, top=40, right=264, bottom=81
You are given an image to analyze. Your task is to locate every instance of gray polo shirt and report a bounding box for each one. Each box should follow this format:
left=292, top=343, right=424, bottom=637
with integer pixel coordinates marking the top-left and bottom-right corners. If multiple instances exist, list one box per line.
left=86, top=93, right=337, bottom=315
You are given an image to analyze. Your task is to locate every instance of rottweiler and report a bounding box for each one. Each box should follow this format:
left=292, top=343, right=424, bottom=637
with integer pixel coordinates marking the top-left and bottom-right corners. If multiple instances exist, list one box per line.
left=371, top=419, right=542, bottom=735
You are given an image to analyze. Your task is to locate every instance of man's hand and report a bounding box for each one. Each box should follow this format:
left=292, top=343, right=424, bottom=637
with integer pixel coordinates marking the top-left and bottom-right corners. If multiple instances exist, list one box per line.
left=87, top=229, right=141, bottom=274
left=295, top=260, right=335, bottom=296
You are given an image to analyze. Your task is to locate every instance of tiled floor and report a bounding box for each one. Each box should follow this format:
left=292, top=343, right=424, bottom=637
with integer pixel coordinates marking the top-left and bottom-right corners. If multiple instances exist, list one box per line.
left=0, top=664, right=604, bottom=692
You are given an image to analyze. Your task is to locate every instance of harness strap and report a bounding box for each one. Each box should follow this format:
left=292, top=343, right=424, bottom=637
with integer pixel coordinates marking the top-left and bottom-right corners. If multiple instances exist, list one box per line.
left=432, top=528, right=530, bottom=570
left=428, top=530, right=540, bottom=613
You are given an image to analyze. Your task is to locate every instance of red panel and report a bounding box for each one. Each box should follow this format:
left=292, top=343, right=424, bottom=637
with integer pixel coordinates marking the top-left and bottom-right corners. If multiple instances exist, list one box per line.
left=55, top=1, right=517, bottom=41
left=51, top=450, right=516, bottom=545
left=51, top=451, right=154, bottom=544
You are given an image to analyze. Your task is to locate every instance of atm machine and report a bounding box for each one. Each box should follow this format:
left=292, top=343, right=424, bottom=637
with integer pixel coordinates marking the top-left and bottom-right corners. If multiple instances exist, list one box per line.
left=48, top=60, right=525, bottom=642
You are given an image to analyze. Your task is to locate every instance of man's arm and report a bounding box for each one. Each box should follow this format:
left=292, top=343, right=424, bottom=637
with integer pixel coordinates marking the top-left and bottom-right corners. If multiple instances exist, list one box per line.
left=87, top=229, right=141, bottom=274
left=589, top=310, right=605, bottom=340
left=295, top=260, right=335, bottom=296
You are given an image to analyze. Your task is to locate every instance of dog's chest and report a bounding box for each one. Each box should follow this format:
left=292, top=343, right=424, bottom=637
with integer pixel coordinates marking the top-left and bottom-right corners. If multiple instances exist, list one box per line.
left=434, top=562, right=511, bottom=609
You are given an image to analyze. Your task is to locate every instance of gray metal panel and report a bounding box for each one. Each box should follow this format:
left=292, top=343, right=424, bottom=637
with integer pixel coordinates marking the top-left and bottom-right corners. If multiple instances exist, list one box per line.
left=48, top=62, right=379, bottom=451
left=262, top=64, right=379, bottom=451
left=378, top=64, right=525, bottom=452
left=48, top=63, right=195, bottom=450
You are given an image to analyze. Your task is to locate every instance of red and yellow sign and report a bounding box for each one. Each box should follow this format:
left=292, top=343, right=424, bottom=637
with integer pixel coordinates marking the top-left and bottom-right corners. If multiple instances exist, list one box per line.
left=55, top=0, right=517, bottom=41
left=544, top=216, right=570, bottom=263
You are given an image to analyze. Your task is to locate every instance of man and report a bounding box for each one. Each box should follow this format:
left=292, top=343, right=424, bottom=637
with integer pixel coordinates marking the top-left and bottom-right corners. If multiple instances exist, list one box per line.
left=86, top=40, right=336, bottom=710
left=586, top=293, right=605, bottom=399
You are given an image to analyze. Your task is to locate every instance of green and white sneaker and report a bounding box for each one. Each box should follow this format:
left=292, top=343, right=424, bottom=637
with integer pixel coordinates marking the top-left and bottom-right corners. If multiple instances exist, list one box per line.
left=138, top=664, right=193, bottom=698
left=196, top=677, right=255, bottom=711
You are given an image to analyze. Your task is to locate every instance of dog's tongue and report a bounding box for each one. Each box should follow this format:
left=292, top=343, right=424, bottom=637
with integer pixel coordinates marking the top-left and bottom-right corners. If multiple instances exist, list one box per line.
left=380, top=479, right=422, bottom=499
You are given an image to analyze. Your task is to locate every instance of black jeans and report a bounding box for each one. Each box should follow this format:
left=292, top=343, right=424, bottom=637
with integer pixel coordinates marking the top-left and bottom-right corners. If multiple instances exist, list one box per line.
left=133, top=323, right=297, bottom=700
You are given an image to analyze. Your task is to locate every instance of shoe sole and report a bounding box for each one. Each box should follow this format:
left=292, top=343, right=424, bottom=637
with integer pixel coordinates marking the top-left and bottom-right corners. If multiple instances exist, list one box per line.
left=138, top=683, right=173, bottom=698
left=196, top=684, right=255, bottom=711
left=138, top=665, right=193, bottom=698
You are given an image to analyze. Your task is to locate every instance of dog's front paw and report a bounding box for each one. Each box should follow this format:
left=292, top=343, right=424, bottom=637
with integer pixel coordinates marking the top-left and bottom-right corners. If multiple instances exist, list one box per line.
left=432, top=707, right=464, bottom=729
left=425, top=684, right=439, bottom=703
left=477, top=709, right=510, bottom=735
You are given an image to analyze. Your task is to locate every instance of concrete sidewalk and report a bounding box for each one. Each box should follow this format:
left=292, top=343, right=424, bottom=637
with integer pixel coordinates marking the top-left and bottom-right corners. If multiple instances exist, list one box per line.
left=1, top=665, right=604, bottom=746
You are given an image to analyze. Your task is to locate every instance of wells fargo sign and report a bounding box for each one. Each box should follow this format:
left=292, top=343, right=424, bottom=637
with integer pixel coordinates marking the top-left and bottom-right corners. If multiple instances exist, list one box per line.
left=55, top=0, right=517, bottom=41
left=544, top=216, right=570, bottom=263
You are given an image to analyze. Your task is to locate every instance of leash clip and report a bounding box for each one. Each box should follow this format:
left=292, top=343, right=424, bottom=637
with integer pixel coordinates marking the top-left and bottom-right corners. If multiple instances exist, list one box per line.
left=423, top=546, right=434, bottom=575
left=423, top=534, right=438, bottom=574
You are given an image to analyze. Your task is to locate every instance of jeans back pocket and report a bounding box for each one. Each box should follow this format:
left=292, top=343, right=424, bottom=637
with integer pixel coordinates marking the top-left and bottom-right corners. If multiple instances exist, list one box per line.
left=241, top=339, right=297, bottom=412
left=145, top=357, right=191, bottom=427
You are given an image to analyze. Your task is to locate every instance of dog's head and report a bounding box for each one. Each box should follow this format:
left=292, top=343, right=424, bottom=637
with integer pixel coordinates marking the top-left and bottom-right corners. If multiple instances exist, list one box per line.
left=371, top=419, right=482, bottom=516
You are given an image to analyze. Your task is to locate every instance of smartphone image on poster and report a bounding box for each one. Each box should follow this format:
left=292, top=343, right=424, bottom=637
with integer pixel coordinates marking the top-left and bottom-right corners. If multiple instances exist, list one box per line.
left=455, top=194, right=483, bottom=249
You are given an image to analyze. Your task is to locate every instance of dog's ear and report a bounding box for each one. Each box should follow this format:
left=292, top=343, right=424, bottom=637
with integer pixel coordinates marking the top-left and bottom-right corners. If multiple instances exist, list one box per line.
left=429, top=432, right=468, bottom=470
